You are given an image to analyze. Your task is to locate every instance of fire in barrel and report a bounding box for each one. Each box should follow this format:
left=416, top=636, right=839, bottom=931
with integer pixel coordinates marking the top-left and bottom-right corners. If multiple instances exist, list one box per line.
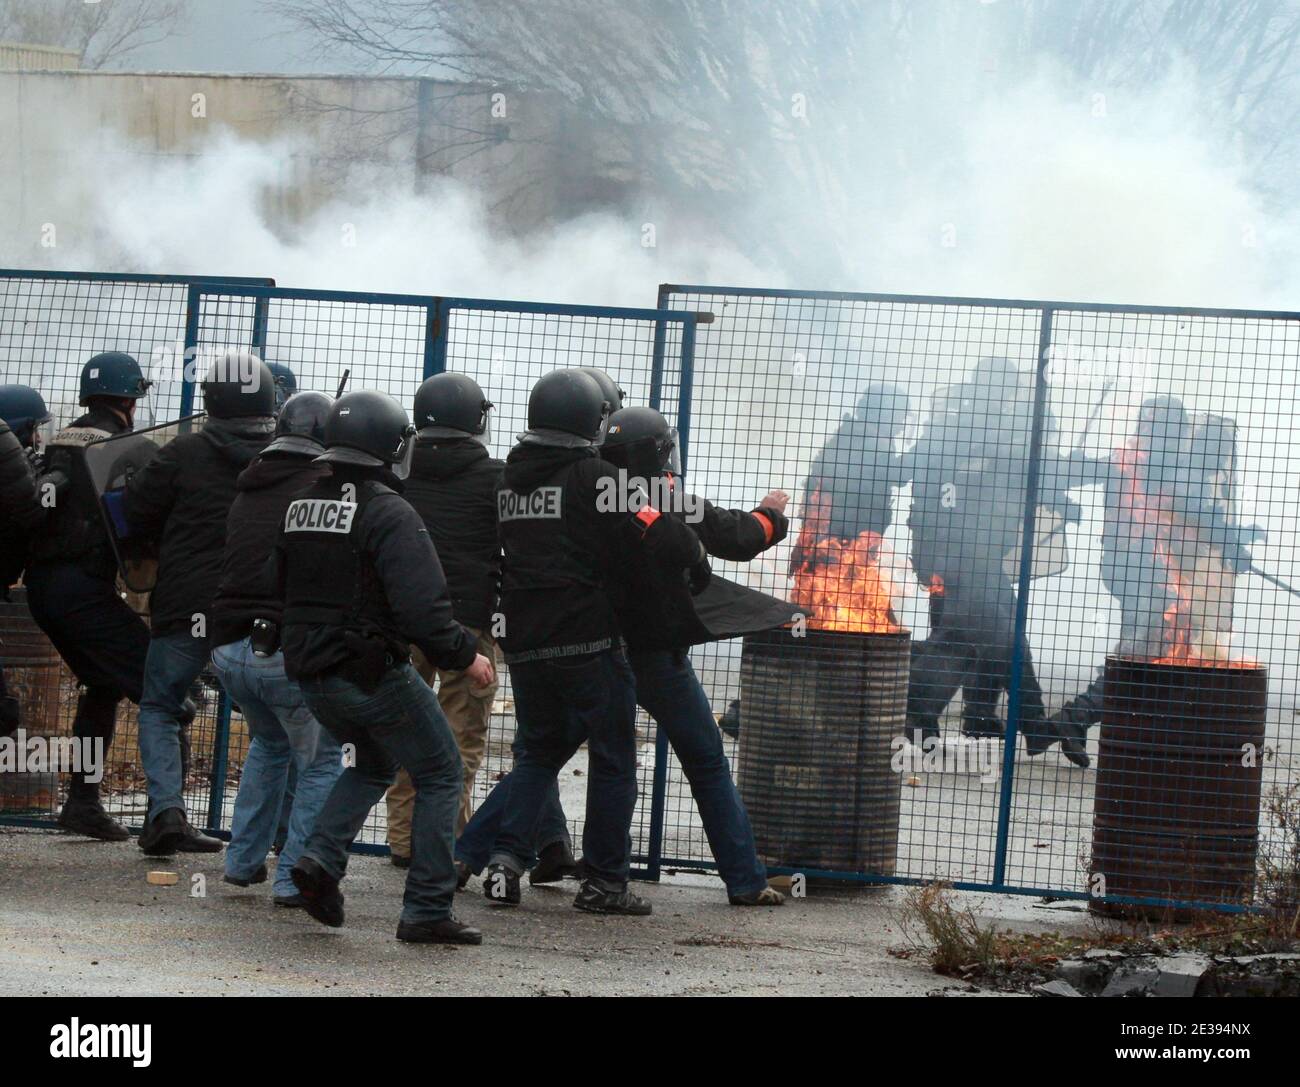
left=1088, top=402, right=1267, bottom=914
left=736, top=459, right=911, bottom=877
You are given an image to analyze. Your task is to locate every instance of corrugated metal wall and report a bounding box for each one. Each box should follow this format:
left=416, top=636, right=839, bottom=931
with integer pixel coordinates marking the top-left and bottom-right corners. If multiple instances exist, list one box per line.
left=0, top=41, right=80, bottom=71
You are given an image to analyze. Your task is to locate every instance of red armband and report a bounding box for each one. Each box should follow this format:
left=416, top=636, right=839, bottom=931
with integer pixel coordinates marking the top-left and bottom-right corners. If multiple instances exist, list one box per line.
left=751, top=509, right=775, bottom=544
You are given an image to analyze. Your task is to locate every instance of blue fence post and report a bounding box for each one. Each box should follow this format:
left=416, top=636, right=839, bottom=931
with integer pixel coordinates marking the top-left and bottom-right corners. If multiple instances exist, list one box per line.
left=426, top=298, right=449, bottom=378
left=992, top=306, right=1055, bottom=889
left=251, top=296, right=270, bottom=360
left=641, top=316, right=699, bottom=881
left=178, top=283, right=201, bottom=426
left=205, top=692, right=233, bottom=833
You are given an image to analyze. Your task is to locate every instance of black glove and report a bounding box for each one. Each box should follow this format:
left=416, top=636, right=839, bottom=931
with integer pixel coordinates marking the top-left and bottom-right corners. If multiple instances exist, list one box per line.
left=687, top=556, right=712, bottom=595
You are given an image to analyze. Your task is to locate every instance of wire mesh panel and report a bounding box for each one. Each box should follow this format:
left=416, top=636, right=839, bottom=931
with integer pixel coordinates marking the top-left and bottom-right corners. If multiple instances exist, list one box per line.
left=438, top=300, right=696, bottom=870
left=659, top=284, right=1300, bottom=913
left=1015, top=308, right=1300, bottom=911
left=0, top=270, right=271, bottom=830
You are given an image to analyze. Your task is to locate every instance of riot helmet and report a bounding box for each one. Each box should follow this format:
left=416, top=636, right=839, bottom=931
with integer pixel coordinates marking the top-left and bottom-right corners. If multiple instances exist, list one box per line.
left=577, top=368, right=626, bottom=413
left=519, top=369, right=611, bottom=449
left=263, top=391, right=332, bottom=458
left=413, top=373, right=493, bottom=441
left=319, top=390, right=417, bottom=479
left=854, top=382, right=912, bottom=436
left=602, top=406, right=681, bottom=479
left=0, top=384, right=53, bottom=452
left=201, top=353, right=277, bottom=419
left=79, top=352, right=152, bottom=406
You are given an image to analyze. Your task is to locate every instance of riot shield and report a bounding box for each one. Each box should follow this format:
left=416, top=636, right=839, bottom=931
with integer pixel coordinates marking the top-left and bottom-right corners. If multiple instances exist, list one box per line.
left=83, top=415, right=206, bottom=594
left=690, top=574, right=796, bottom=644
left=1003, top=507, right=1070, bottom=581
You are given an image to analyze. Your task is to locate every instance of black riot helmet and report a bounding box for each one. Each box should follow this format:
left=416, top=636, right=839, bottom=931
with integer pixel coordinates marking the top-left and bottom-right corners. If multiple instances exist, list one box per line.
left=0, top=384, right=53, bottom=450
left=79, top=351, right=152, bottom=406
left=855, top=382, right=912, bottom=435
left=1137, top=395, right=1189, bottom=461
left=319, top=390, right=417, bottom=478
left=520, top=369, right=611, bottom=448
left=263, top=391, right=332, bottom=458
left=267, top=362, right=298, bottom=411
left=602, top=406, right=681, bottom=479
left=413, top=373, right=493, bottom=440
left=576, top=368, right=626, bottom=412
left=201, top=353, right=277, bottom=419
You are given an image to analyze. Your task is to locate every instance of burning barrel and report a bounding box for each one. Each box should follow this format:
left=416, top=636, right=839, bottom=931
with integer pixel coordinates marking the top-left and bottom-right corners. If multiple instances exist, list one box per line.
left=736, top=627, right=910, bottom=876
left=1089, top=654, right=1267, bottom=916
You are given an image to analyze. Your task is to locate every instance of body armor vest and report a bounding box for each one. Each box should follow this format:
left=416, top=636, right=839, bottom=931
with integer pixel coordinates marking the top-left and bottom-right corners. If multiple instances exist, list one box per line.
left=498, top=461, right=604, bottom=595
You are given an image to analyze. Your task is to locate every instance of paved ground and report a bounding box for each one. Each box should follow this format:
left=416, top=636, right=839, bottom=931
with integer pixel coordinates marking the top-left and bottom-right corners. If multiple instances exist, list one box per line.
left=0, top=827, right=1094, bottom=997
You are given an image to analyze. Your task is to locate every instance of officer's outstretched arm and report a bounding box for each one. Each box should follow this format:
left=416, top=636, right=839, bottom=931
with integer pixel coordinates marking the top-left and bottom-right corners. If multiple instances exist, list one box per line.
left=695, top=496, right=789, bottom=562
left=365, top=495, right=478, bottom=672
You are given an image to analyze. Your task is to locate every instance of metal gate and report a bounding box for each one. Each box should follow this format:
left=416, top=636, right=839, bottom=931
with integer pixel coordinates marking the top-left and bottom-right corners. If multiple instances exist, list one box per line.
left=654, top=283, right=1300, bottom=912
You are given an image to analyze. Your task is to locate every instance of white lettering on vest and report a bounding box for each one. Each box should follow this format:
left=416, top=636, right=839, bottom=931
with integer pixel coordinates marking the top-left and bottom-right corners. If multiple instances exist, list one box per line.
left=498, top=486, right=562, bottom=522
left=284, top=498, right=357, bottom=534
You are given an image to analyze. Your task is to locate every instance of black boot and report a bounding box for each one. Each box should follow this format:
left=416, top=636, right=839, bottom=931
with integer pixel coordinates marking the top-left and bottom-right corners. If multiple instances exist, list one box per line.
left=290, top=856, right=345, bottom=927
left=58, top=781, right=129, bottom=842
left=907, top=714, right=939, bottom=746
left=138, top=807, right=222, bottom=856
left=529, top=841, right=580, bottom=885
left=483, top=862, right=521, bottom=905
left=961, top=714, right=1003, bottom=739
left=573, top=880, right=652, bottom=916
left=396, top=915, right=483, bottom=945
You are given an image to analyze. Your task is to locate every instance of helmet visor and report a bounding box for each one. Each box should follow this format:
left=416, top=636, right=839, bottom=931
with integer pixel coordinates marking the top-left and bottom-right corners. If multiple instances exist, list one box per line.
left=392, top=424, right=418, bottom=480
left=30, top=417, right=55, bottom=457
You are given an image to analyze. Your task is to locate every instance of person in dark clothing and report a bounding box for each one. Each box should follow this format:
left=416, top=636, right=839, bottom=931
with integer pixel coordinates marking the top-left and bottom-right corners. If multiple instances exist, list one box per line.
left=1046, top=398, right=1260, bottom=766
left=0, top=386, right=52, bottom=739
left=906, top=358, right=1072, bottom=755
left=25, top=355, right=154, bottom=840
left=210, top=391, right=341, bottom=905
left=385, top=373, right=506, bottom=863
left=125, top=353, right=276, bottom=855
left=459, top=405, right=791, bottom=905
left=481, top=370, right=704, bottom=916
left=267, top=362, right=297, bottom=411
left=279, top=390, right=494, bottom=945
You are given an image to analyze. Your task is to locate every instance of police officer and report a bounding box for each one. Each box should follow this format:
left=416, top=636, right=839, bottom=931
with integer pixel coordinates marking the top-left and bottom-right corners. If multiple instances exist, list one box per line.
left=209, top=391, right=342, bottom=905
left=0, top=385, right=51, bottom=739
left=384, top=373, right=504, bottom=867
left=482, top=370, right=704, bottom=914
left=25, top=355, right=154, bottom=840
left=278, top=390, right=493, bottom=945
left=460, top=405, right=791, bottom=905
left=125, top=353, right=276, bottom=855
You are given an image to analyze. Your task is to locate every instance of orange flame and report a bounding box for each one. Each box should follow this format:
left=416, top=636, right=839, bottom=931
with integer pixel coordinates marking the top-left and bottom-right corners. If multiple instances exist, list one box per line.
left=1115, top=443, right=1252, bottom=668
left=791, top=488, right=901, bottom=634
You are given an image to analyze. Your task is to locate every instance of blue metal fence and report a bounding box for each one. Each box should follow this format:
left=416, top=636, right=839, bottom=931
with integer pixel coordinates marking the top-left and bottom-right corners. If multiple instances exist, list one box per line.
left=656, top=283, right=1300, bottom=913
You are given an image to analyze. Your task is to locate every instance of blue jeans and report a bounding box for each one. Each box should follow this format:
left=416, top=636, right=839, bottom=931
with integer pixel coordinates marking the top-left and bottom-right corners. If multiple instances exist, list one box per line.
left=488, top=650, right=637, bottom=889
left=456, top=761, right=572, bottom=873
left=461, top=650, right=769, bottom=896
left=300, top=663, right=462, bottom=924
left=137, top=632, right=210, bottom=821
left=630, top=649, right=768, bottom=896
left=212, top=639, right=342, bottom=898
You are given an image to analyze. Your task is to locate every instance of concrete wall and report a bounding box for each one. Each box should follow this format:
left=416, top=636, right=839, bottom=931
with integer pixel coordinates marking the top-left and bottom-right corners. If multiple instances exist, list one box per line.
left=0, top=69, right=638, bottom=264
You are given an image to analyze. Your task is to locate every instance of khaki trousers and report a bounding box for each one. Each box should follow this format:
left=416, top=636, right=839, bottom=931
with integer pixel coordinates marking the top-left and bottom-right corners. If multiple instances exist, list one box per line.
left=385, top=629, right=499, bottom=856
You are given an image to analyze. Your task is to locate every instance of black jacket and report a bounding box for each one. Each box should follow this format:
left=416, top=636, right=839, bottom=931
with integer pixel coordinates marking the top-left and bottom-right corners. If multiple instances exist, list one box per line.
left=497, top=444, right=703, bottom=662
left=125, top=416, right=274, bottom=637
left=618, top=486, right=789, bottom=652
left=210, top=452, right=330, bottom=648
left=278, top=465, right=478, bottom=680
left=28, top=406, right=131, bottom=581
left=402, top=438, right=503, bottom=631
left=0, top=421, right=45, bottom=590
